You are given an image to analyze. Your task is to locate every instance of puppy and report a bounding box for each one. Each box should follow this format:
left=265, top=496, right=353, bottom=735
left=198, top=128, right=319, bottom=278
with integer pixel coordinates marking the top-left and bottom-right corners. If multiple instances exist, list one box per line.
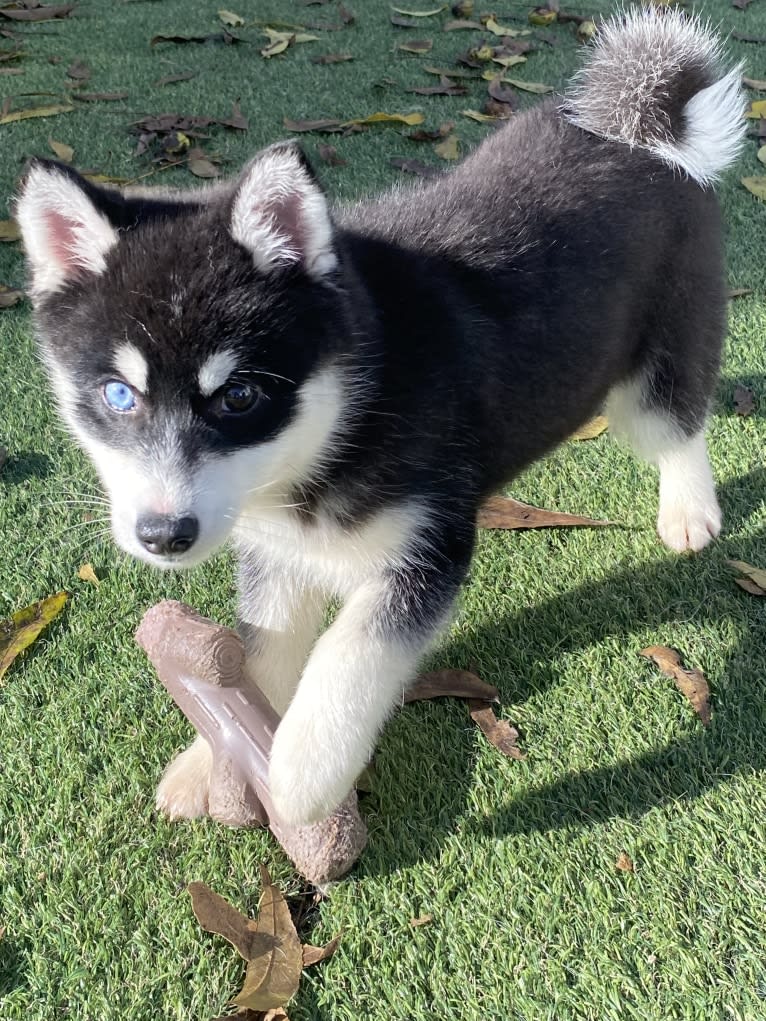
left=15, top=10, right=745, bottom=826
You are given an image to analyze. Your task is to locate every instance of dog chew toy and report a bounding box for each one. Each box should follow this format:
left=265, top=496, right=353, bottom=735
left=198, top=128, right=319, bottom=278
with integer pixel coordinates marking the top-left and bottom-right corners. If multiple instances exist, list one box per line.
left=135, top=600, right=367, bottom=886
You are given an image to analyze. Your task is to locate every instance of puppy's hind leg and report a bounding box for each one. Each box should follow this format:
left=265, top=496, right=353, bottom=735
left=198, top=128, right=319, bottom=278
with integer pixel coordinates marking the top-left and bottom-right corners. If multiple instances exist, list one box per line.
left=606, top=372, right=721, bottom=553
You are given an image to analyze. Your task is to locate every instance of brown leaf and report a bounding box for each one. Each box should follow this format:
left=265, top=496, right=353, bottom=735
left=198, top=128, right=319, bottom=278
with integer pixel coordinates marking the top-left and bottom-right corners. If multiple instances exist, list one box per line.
left=0, top=101, right=72, bottom=124
left=399, top=38, right=433, bottom=53
left=391, top=14, right=419, bottom=27
left=302, top=935, right=341, bottom=966
left=0, top=67, right=23, bottom=75
left=477, top=495, right=613, bottom=530
left=153, top=71, right=197, bottom=87
left=482, top=97, right=513, bottom=119
left=407, top=77, right=467, bottom=96
left=639, top=646, right=711, bottom=727
left=232, top=866, right=304, bottom=1010
left=423, top=64, right=480, bottom=78
left=311, top=52, right=353, bottom=63
left=77, top=563, right=99, bottom=586
left=487, top=76, right=516, bottom=105
left=570, top=415, right=608, bottom=441
left=461, top=108, right=497, bottom=122
left=727, top=559, right=766, bottom=596
left=0, top=285, right=24, bottom=308
left=0, top=591, right=68, bottom=683
left=188, top=882, right=270, bottom=960
left=188, top=154, right=221, bottom=178
left=0, top=4, right=75, bottom=21
left=48, top=136, right=73, bottom=162
left=728, top=287, right=753, bottom=299
left=72, top=91, right=128, bottom=102
left=0, top=219, right=20, bottom=242
left=743, top=76, right=766, bottom=91
left=345, top=111, right=424, bottom=126
left=615, top=852, right=634, bottom=872
left=410, top=914, right=433, bottom=927
left=389, top=156, right=440, bottom=177
left=284, top=116, right=345, bottom=132
left=317, top=142, right=346, bottom=166
left=433, top=133, right=459, bottom=160
left=404, top=668, right=499, bottom=704
left=733, top=0, right=753, bottom=9
left=469, top=701, right=526, bottom=759
left=66, top=58, right=89, bottom=81
left=150, top=31, right=240, bottom=47
left=444, top=20, right=484, bottom=31
left=733, top=384, right=755, bottom=417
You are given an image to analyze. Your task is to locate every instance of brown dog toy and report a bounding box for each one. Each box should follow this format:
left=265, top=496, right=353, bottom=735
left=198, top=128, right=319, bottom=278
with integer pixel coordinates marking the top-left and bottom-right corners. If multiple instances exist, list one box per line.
left=135, top=600, right=367, bottom=886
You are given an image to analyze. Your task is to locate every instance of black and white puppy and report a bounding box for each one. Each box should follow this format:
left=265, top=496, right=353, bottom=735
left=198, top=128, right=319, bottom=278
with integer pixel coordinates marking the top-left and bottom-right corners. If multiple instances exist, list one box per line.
left=15, top=10, right=745, bottom=826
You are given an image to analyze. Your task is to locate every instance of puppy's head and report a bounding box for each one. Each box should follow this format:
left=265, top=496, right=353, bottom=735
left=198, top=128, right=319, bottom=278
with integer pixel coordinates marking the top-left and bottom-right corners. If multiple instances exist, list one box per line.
left=15, top=142, right=349, bottom=568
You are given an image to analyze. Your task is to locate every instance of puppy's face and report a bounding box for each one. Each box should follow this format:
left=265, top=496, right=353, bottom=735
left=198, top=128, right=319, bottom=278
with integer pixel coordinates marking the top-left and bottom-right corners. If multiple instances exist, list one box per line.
left=16, top=146, right=348, bottom=568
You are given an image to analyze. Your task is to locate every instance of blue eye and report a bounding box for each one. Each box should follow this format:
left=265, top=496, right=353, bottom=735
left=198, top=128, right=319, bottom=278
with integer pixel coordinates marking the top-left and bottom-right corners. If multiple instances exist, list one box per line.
left=103, top=380, right=137, bottom=413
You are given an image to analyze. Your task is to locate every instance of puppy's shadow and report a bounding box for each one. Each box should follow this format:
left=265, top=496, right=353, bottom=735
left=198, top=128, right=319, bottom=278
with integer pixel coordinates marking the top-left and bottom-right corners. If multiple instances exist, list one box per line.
left=357, top=465, right=766, bottom=878
left=0, top=451, right=52, bottom=485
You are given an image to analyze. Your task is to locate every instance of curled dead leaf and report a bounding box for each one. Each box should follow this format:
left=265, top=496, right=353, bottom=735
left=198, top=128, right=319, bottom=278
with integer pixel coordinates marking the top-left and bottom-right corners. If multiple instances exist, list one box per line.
left=727, top=559, right=766, bottom=596
left=48, top=137, right=74, bottom=162
left=410, top=914, right=433, bottom=927
left=0, top=285, right=24, bottom=308
left=404, top=668, right=500, bottom=704
left=477, top=495, right=613, bottom=530
left=469, top=701, right=526, bottom=760
left=77, top=563, right=100, bottom=587
left=0, top=591, right=68, bottom=683
left=302, top=935, right=341, bottom=966
left=639, top=646, right=711, bottom=727
left=615, top=852, right=634, bottom=872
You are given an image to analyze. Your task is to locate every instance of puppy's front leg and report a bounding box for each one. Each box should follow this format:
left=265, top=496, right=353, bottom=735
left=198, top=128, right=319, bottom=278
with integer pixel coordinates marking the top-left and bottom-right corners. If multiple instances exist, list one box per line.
left=269, top=526, right=473, bottom=826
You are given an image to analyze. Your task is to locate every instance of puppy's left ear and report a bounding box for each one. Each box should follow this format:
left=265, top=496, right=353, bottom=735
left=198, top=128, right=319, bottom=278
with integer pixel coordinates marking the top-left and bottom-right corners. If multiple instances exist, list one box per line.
left=229, top=141, right=337, bottom=279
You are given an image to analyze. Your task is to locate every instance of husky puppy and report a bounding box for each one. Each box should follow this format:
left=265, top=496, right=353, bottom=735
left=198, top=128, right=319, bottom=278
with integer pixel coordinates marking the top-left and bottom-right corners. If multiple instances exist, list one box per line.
left=16, top=10, right=745, bottom=826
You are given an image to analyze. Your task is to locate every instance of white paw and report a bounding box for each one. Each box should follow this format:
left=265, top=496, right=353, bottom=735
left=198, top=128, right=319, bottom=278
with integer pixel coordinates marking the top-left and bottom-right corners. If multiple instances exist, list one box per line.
left=657, top=499, right=721, bottom=553
left=156, top=735, right=213, bottom=821
left=268, top=713, right=355, bottom=827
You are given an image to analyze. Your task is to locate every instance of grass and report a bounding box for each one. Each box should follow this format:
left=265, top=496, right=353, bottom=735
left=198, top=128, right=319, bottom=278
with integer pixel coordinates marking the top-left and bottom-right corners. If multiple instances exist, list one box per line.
left=1, top=1, right=766, bottom=1019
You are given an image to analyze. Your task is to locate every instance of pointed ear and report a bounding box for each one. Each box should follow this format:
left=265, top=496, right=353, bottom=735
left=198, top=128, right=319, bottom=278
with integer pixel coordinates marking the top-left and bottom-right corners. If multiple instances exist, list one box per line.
left=229, top=142, right=337, bottom=278
left=15, top=160, right=119, bottom=299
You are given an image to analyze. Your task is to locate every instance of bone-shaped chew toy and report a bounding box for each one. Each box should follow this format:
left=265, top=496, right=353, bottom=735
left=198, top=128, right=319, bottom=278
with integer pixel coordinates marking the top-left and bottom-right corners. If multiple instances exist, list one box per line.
left=135, top=600, right=367, bottom=886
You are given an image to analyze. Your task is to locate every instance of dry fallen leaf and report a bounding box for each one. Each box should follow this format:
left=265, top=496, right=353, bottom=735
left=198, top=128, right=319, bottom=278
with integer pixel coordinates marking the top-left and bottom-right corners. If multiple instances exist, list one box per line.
left=407, top=78, right=468, bottom=96
left=528, top=6, right=557, bottom=26
left=639, top=646, right=711, bottom=727
left=410, top=914, right=433, bottom=927
left=615, top=852, right=634, bottom=873
left=72, top=91, right=128, bottom=102
left=477, top=495, right=613, bottom=530
left=344, top=111, right=424, bottom=126
left=743, top=76, right=766, bottom=91
left=0, top=4, right=75, bottom=22
left=483, top=16, right=522, bottom=36
left=188, top=881, right=269, bottom=961
left=746, top=101, right=766, bottom=120
left=399, top=39, right=433, bottom=53
left=727, top=559, right=766, bottom=596
left=404, top=668, right=500, bottom=704
left=741, top=177, right=766, bottom=201
left=389, top=156, right=441, bottom=176
left=489, top=75, right=553, bottom=94
left=284, top=116, right=344, bottom=132
left=66, top=59, right=90, bottom=81
left=77, top=563, right=100, bottom=587
left=733, top=385, right=755, bottom=417
left=0, top=285, right=24, bottom=308
left=232, top=867, right=304, bottom=1011
left=469, top=701, right=526, bottom=759
left=0, top=101, right=73, bottom=125
left=570, top=415, right=608, bottom=441
left=729, top=287, right=754, bottom=299
left=461, top=108, right=498, bottom=122
left=491, top=54, right=527, bottom=69
left=188, top=153, right=221, bottom=178
left=0, top=591, right=68, bottom=683
left=316, top=142, right=346, bottom=166
left=219, top=8, right=245, bottom=27
left=0, top=219, right=20, bottom=242
left=48, top=137, right=73, bottom=162
left=302, top=935, right=341, bottom=966
left=433, top=133, right=459, bottom=160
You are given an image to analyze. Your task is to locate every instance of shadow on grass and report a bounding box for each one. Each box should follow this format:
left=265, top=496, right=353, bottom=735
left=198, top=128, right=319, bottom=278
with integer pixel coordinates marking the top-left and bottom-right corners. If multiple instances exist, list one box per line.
left=0, top=451, right=52, bottom=484
left=358, top=466, right=766, bottom=878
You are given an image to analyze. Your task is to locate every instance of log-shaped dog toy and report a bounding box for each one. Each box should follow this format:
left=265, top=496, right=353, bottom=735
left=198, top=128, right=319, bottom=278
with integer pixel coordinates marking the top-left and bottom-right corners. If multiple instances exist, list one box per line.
left=135, top=600, right=367, bottom=886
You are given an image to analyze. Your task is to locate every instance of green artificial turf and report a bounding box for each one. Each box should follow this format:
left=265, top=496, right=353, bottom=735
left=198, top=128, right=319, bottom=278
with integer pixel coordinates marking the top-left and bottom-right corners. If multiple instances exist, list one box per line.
left=1, top=1, right=766, bottom=1019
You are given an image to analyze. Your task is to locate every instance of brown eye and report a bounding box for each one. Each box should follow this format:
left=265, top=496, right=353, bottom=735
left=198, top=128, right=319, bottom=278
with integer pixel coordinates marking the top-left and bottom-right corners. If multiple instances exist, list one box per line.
left=218, top=382, right=260, bottom=415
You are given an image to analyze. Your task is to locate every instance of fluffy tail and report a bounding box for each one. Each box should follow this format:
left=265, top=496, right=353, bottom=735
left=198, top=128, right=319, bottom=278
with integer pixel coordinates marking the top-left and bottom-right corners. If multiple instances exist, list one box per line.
left=564, top=8, right=746, bottom=186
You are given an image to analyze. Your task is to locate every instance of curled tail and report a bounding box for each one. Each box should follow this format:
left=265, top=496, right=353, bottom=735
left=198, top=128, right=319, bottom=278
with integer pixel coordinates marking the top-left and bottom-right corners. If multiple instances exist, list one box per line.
left=564, top=8, right=745, bottom=186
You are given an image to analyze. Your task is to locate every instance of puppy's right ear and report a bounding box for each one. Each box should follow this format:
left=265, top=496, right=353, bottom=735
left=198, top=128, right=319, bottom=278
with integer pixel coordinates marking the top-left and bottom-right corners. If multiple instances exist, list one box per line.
left=15, top=159, right=119, bottom=299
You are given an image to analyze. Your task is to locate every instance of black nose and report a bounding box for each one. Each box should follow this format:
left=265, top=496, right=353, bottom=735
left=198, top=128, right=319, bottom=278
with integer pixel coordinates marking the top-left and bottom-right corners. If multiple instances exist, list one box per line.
left=135, top=514, right=199, bottom=556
